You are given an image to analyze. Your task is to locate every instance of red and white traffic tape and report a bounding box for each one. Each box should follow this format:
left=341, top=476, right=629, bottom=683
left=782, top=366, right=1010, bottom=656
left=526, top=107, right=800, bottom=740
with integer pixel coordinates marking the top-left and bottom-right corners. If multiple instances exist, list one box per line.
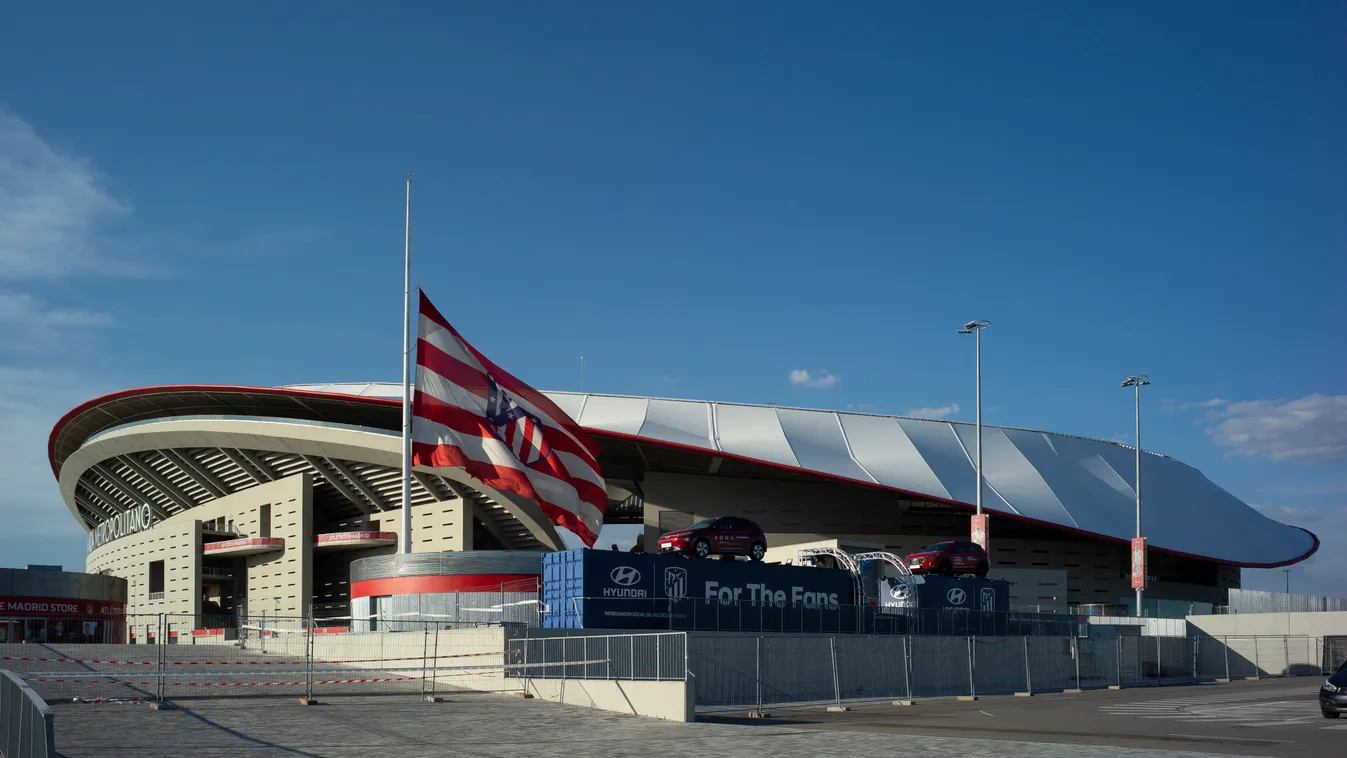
left=4, top=649, right=518, bottom=667
left=22, top=677, right=420, bottom=687
left=3, top=656, right=155, bottom=665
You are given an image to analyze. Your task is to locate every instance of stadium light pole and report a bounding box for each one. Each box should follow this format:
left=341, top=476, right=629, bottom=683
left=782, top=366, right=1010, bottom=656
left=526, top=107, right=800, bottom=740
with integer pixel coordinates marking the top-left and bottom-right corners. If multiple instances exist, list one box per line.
left=1121, top=375, right=1150, bottom=616
left=400, top=175, right=413, bottom=555
left=958, top=321, right=991, bottom=547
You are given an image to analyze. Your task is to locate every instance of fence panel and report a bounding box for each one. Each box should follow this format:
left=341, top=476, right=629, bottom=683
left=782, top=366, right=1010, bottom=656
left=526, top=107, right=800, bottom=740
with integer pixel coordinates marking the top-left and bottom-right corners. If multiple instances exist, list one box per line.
left=1, top=614, right=161, bottom=703
left=909, top=635, right=972, bottom=699
left=835, top=635, right=908, bottom=702
left=2, top=669, right=56, bottom=758
left=972, top=637, right=1027, bottom=696
left=686, top=636, right=759, bottom=708
left=759, top=636, right=837, bottom=706
left=1326, top=636, right=1347, bottom=674
left=1076, top=637, right=1117, bottom=689
left=1027, top=636, right=1076, bottom=691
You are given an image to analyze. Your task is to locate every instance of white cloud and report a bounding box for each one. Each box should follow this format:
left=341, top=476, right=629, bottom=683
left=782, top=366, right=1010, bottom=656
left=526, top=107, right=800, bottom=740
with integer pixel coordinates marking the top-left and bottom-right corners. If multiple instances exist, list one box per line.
left=1244, top=504, right=1347, bottom=598
left=846, top=403, right=878, bottom=412
left=1181, top=398, right=1227, bottom=410
left=906, top=403, right=960, bottom=420
left=0, top=368, right=112, bottom=540
left=0, top=111, right=135, bottom=567
left=0, top=292, right=113, bottom=348
left=789, top=369, right=838, bottom=389
left=0, top=110, right=132, bottom=279
left=1205, top=394, right=1347, bottom=464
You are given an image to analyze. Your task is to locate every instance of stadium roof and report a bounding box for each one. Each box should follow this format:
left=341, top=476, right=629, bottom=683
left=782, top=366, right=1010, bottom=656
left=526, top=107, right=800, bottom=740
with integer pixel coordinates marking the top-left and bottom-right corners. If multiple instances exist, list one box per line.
left=50, top=382, right=1317, bottom=568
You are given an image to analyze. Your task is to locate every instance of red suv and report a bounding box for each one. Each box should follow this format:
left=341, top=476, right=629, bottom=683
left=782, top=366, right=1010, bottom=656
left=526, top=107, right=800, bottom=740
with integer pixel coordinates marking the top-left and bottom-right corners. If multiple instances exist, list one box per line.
left=658, top=517, right=767, bottom=561
left=906, top=541, right=989, bottom=577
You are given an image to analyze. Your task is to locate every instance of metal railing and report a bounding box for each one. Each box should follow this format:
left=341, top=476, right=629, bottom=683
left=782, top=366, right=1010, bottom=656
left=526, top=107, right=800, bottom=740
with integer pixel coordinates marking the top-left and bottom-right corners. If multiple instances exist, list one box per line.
left=690, top=632, right=1333, bottom=712
left=1, top=614, right=685, bottom=707
left=1224, top=588, right=1347, bottom=614
left=507, top=632, right=687, bottom=681
left=1, top=669, right=55, bottom=758
left=543, top=597, right=1086, bottom=637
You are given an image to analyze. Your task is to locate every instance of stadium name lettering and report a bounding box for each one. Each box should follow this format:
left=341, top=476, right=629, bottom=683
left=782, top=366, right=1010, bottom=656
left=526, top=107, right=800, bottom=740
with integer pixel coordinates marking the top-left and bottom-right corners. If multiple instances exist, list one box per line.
left=704, top=581, right=840, bottom=607
left=87, top=504, right=155, bottom=553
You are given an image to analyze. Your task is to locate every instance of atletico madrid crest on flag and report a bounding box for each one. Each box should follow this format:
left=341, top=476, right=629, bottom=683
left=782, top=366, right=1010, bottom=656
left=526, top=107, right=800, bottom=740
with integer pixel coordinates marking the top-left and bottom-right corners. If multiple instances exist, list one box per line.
left=409, top=291, right=607, bottom=546
left=485, top=376, right=552, bottom=468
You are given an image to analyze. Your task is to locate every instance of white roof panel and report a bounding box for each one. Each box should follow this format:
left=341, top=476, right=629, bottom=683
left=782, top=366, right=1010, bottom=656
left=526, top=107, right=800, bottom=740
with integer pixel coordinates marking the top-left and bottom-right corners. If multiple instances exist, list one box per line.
left=286, top=383, right=1316, bottom=566
left=775, top=408, right=873, bottom=482
left=714, top=404, right=799, bottom=468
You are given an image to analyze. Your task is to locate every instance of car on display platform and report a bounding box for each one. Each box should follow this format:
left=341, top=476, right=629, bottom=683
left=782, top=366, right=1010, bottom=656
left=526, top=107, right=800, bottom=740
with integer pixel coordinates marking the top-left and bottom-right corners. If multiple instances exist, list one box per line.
left=906, top=540, right=990, bottom=577
left=658, top=517, right=767, bottom=561
left=1322, top=659, right=1347, bottom=718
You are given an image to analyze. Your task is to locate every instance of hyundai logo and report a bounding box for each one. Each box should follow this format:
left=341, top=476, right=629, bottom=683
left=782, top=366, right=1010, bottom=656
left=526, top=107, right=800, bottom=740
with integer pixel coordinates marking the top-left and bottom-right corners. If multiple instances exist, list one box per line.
left=610, top=566, right=641, bottom=586
left=946, top=588, right=967, bottom=605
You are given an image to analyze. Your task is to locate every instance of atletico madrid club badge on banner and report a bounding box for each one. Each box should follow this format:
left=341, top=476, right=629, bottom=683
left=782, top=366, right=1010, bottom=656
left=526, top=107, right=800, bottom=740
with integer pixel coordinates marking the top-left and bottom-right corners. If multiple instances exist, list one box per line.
left=1131, top=537, right=1147, bottom=589
left=970, top=514, right=989, bottom=552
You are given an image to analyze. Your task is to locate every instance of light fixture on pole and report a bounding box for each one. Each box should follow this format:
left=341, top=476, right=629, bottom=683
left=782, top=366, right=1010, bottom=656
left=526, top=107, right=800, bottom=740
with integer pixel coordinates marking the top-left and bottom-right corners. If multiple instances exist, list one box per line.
left=1121, top=374, right=1151, bottom=617
left=958, top=320, right=991, bottom=551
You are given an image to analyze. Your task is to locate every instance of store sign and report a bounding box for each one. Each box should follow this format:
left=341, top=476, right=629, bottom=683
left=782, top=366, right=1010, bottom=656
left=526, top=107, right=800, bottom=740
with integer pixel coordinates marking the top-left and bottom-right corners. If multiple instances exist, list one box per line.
left=87, top=504, right=155, bottom=553
left=0, top=596, right=124, bottom=616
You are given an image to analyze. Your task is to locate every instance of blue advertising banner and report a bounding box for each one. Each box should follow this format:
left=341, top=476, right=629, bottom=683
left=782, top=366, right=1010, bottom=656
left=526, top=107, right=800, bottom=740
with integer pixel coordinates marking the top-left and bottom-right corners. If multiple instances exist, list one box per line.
left=542, top=549, right=854, bottom=630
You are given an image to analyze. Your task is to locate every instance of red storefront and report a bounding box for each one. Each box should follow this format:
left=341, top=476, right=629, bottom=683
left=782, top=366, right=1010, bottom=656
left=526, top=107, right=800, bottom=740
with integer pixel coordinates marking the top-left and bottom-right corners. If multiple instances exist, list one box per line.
left=0, top=596, right=126, bottom=644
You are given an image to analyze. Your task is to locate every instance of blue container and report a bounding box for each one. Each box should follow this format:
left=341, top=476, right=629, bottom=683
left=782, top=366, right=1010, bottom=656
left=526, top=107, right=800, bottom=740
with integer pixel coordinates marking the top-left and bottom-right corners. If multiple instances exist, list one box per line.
left=541, top=549, right=854, bottom=631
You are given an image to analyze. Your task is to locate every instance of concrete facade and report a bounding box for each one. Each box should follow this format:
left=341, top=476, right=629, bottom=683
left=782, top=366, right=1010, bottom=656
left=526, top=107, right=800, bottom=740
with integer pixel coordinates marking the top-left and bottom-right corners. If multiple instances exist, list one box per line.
left=80, top=469, right=506, bottom=623
left=1187, top=611, right=1347, bottom=638
left=86, top=473, right=314, bottom=618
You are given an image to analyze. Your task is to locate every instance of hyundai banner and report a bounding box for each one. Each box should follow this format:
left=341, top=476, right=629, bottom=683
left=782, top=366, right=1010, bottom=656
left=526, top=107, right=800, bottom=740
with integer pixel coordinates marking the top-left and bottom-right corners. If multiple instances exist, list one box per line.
left=542, top=549, right=854, bottom=630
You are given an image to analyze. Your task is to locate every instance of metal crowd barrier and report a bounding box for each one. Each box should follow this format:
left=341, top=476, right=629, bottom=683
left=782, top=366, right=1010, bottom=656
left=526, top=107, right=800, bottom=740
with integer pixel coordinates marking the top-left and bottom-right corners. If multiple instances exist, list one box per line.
left=1, top=669, right=55, bottom=758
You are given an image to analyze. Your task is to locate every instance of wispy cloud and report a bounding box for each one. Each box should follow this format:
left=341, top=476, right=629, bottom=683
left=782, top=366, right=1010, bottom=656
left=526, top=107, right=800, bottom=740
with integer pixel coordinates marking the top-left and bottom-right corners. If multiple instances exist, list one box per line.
left=907, top=403, right=960, bottom=420
left=0, top=292, right=113, bottom=349
left=846, top=403, right=878, bottom=412
left=1204, top=394, right=1347, bottom=464
left=0, top=111, right=140, bottom=567
left=789, top=369, right=838, bottom=389
left=0, top=110, right=132, bottom=279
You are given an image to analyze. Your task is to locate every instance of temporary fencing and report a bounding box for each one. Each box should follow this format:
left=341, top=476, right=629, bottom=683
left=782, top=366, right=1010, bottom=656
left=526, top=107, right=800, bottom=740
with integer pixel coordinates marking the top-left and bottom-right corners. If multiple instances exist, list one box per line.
left=506, top=631, right=687, bottom=681
left=546, top=597, right=1085, bottom=636
left=689, top=632, right=1333, bottom=712
left=1, top=615, right=693, bottom=707
left=1, top=669, right=55, bottom=758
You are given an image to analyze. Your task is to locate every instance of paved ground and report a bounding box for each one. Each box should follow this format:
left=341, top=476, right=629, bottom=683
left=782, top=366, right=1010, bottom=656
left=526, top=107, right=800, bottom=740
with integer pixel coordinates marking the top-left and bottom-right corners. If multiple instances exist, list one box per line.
left=47, top=678, right=1337, bottom=758
left=701, top=678, right=1340, bottom=757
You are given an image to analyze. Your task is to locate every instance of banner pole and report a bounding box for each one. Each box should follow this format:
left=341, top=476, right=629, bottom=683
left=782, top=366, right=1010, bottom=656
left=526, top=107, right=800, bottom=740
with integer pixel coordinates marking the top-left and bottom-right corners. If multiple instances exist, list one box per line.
left=400, top=174, right=414, bottom=554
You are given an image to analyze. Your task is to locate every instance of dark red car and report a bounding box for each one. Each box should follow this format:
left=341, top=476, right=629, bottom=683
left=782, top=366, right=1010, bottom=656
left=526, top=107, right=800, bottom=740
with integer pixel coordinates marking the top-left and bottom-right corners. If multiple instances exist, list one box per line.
left=658, top=517, right=767, bottom=561
left=906, top=540, right=989, bottom=577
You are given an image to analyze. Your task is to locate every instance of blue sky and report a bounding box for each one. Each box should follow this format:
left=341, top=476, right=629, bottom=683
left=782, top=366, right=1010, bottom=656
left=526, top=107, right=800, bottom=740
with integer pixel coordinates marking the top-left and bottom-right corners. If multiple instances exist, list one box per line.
left=1, top=2, right=1343, bottom=596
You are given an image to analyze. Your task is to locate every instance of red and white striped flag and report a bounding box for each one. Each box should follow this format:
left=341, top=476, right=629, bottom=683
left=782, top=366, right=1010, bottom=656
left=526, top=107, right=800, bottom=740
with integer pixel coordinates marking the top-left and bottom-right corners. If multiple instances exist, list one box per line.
left=411, top=292, right=606, bottom=545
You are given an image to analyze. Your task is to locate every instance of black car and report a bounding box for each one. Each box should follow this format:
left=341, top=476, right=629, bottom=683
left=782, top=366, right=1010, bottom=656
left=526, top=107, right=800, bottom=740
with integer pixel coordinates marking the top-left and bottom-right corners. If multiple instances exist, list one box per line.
left=1322, top=659, right=1347, bottom=718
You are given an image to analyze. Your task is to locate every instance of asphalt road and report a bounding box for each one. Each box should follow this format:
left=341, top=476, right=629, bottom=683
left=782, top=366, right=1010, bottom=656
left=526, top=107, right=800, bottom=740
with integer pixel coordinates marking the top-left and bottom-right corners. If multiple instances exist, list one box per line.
left=701, top=678, right=1341, bottom=757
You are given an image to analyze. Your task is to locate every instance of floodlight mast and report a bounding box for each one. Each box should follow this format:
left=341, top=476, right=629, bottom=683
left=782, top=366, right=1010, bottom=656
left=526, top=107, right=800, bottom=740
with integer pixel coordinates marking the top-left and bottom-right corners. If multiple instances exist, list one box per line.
left=958, top=320, right=992, bottom=553
left=1121, top=374, right=1150, bottom=616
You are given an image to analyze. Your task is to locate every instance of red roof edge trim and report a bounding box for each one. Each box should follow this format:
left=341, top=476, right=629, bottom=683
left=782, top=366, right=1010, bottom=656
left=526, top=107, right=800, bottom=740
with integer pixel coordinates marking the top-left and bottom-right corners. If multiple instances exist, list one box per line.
left=49, top=384, right=1320, bottom=570
left=47, top=384, right=399, bottom=477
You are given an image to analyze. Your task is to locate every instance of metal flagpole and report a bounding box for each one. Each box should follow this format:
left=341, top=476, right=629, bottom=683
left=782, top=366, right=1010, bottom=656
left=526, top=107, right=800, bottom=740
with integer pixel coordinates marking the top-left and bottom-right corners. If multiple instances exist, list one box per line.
left=401, top=174, right=414, bottom=555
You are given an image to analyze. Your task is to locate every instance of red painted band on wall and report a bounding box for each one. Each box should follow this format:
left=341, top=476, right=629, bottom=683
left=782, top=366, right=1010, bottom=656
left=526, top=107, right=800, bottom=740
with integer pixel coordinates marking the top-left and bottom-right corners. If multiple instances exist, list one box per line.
left=350, top=574, right=539, bottom=599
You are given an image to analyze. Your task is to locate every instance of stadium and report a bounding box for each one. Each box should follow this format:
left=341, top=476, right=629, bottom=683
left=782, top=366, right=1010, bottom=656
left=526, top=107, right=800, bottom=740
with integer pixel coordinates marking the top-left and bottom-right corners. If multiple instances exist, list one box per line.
left=48, top=382, right=1318, bottom=626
